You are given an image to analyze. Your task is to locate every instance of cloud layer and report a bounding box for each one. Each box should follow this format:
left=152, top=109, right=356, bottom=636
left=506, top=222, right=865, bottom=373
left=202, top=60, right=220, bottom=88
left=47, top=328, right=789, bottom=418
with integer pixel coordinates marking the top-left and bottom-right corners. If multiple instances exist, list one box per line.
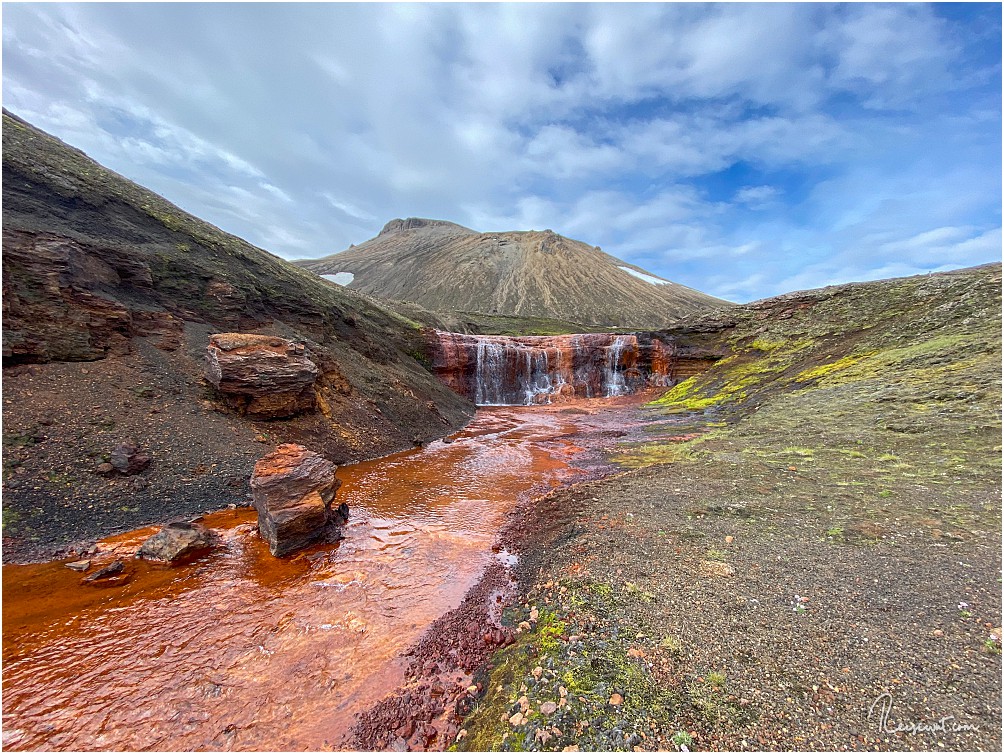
left=3, top=3, right=1000, bottom=301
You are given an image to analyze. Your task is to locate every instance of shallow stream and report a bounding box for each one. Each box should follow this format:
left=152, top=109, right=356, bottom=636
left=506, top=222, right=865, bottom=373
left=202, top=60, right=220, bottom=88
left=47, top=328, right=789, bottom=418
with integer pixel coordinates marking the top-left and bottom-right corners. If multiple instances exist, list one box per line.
left=2, top=396, right=679, bottom=750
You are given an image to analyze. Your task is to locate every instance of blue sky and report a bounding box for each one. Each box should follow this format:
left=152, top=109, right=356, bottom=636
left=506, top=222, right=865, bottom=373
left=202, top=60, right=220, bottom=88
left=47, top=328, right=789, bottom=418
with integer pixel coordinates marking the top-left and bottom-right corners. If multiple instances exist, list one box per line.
left=3, top=2, right=1000, bottom=302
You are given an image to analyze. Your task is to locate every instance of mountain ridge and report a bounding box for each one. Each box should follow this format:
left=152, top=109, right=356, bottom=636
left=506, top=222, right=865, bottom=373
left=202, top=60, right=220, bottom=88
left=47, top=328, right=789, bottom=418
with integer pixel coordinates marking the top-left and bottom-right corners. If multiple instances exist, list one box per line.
left=296, top=218, right=728, bottom=329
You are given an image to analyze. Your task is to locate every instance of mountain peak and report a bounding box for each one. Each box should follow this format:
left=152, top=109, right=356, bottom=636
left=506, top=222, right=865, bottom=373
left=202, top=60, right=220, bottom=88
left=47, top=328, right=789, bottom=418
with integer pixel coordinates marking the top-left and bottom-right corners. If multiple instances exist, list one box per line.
left=378, top=217, right=475, bottom=236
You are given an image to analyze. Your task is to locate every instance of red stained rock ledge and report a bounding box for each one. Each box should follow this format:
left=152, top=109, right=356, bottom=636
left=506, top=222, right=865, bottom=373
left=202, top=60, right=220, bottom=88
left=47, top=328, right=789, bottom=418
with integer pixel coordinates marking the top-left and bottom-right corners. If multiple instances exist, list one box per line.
left=249, top=443, right=347, bottom=557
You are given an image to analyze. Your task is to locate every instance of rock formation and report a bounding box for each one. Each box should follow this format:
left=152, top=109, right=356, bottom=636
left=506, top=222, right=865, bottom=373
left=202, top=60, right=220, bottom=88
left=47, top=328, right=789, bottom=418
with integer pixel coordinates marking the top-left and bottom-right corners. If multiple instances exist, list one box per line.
left=204, top=334, right=319, bottom=419
left=136, top=521, right=217, bottom=563
left=428, top=331, right=694, bottom=405
left=249, top=443, right=347, bottom=557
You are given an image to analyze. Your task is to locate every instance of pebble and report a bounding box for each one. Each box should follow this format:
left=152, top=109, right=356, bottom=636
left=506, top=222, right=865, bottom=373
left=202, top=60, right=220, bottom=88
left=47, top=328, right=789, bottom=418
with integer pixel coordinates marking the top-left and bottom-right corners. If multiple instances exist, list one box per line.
left=609, top=693, right=624, bottom=706
left=540, top=701, right=558, bottom=714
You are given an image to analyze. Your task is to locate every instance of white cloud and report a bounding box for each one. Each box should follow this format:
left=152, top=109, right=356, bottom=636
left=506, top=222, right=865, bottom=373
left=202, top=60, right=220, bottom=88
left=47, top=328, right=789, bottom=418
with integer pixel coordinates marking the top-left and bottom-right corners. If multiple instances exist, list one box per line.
left=734, top=185, right=781, bottom=207
left=1, top=2, right=997, bottom=301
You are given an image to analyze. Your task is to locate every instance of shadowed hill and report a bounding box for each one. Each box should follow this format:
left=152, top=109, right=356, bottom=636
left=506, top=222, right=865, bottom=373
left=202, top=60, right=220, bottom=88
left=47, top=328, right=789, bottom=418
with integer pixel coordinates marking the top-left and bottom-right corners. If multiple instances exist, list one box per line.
left=296, top=218, right=728, bottom=329
left=1, top=110, right=474, bottom=561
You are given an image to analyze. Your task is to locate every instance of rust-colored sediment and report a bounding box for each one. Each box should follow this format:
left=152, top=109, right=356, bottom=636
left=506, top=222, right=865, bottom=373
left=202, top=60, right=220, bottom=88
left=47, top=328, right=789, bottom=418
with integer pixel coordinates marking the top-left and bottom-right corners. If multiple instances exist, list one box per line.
left=1, top=396, right=668, bottom=750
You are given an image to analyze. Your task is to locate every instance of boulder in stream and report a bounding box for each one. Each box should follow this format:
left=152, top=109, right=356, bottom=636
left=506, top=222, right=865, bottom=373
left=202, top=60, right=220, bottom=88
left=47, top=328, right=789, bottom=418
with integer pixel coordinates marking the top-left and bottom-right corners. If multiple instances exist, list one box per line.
left=250, top=443, right=346, bottom=557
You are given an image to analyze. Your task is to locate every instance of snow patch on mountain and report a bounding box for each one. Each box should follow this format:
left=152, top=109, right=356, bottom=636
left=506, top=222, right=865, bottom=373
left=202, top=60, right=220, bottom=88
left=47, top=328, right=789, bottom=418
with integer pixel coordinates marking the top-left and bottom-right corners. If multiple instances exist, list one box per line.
left=619, top=266, right=673, bottom=286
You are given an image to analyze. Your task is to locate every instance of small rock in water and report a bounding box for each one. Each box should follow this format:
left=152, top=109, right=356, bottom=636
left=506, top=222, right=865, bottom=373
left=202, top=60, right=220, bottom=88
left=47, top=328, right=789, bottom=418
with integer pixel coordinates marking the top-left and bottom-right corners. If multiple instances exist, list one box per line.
left=65, top=559, right=91, bottom=572
left=136, top=521, right=217, bottom=563
left=82, top=559, right=127, bottom=585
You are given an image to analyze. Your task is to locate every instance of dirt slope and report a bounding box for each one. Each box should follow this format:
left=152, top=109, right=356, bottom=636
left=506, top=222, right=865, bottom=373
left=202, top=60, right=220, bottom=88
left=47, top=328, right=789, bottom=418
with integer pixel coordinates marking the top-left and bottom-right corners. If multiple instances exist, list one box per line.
left=1, top=111, right=474, bottom=562
left=456, top=263, right=1002, bottom=751
left=296, top=218, right=728, bottom=329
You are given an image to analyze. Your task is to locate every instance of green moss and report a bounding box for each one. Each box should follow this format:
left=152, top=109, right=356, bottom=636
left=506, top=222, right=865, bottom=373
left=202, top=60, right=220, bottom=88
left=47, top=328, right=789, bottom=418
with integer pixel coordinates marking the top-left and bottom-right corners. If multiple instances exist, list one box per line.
left=460, top=583, right=685, bottom=751
left=610, top=441, right=696, bottom=468
left=750, top=338, right=786, bottom=352
left=795, top=353, right=873, bottom=382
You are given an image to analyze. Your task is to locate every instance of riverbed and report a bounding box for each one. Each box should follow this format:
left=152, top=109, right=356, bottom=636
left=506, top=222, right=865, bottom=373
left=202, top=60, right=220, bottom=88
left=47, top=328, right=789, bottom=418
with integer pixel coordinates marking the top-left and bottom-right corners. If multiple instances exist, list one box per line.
left=2, top=395, right=682, bottom=750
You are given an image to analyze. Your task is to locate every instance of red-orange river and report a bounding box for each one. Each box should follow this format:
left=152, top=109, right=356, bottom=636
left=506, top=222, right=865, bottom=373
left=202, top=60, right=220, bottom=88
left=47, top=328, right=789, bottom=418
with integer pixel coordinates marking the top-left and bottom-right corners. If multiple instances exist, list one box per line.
left=2, top=397, right=673, bottom=750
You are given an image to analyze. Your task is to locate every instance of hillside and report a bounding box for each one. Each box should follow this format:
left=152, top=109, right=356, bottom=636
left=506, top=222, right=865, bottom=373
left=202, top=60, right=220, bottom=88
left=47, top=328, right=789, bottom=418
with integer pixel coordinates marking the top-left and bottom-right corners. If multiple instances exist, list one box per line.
left=457, top=263, right=1003, bottom=751
left=296, top=218, right=728, bottom=329
left=1, top=111, right=474, bottom=561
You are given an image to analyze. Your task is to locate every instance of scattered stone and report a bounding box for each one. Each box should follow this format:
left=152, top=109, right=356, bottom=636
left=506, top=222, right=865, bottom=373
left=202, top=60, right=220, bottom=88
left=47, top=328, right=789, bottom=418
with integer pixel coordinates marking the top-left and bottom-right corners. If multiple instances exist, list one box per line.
left=725, top=535, right=735, bottom=544
left=540, top=701, right=558, bottom=715
left=65, top=559, right=91, bottom=572
left=204, top=333, right=319, bottom=419
left=609, top=693, right=624, bottom=706
left=109, top=441, right=152, bottom=475
left=700, top=560, right=736, bottom=578
left=81, top=559, right=128, bottom=585
left=95, top=462, right=115, bottom=476
left=509, top=712, right=525, bottom=726
left=136, top=521, right=217, bottom=563
left=532, top=666, right=543, bottom=679
left=250, top=444, right=346, bottom=557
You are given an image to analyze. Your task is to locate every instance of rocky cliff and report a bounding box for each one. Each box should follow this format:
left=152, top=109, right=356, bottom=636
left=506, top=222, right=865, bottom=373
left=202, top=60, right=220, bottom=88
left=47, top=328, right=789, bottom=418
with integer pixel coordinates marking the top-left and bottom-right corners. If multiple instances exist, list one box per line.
left=1, top=111, right=475, bottom=561
left=428, top=331, right=717, bottom=405
left=296, top=218, right=728, bottom=329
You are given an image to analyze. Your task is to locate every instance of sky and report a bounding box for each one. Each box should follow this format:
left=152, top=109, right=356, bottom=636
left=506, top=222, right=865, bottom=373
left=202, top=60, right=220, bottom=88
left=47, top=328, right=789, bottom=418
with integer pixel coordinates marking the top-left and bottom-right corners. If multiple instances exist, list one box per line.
left=2, top=2, right=1001, bottom=303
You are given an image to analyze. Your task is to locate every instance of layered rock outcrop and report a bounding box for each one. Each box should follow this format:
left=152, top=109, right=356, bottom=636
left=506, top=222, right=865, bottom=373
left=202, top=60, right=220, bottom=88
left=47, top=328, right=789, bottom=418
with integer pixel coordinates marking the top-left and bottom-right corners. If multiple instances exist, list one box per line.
left=204, top=334, right=319, bottom=419
left=249, top=443, right=347, bottom=557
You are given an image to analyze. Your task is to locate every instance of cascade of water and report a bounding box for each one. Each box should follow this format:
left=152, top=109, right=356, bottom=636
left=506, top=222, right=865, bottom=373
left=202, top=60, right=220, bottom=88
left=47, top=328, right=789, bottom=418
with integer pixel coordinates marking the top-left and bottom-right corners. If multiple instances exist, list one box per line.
left=434, top=331, right=674, bottom=406
left=604, top=335, right=630, bottom=396
left=475, top=338, right=506, bottom=405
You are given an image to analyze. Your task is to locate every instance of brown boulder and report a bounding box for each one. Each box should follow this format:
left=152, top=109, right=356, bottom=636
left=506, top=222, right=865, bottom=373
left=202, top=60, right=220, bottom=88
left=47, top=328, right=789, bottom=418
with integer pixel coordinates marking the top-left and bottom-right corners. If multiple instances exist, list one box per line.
left=250, top=444, right=346, bottom=557
left=204, top=333, right=319, bottom=419
left=136, top=521, right=217, bottom=563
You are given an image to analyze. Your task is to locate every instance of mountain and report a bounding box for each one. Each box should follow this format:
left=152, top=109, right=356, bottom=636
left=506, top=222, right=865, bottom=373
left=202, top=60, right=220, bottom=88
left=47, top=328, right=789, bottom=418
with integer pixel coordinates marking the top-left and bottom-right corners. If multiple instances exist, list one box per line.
left=1, top=111, right=473, bottom=561
left=296, top=218, right=728, bottom=329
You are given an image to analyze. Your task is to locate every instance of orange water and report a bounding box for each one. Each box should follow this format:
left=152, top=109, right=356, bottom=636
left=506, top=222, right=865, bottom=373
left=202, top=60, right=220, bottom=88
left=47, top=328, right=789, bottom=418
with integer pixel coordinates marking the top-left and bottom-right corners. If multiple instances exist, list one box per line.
left=2, top=400, right=656, bottom=750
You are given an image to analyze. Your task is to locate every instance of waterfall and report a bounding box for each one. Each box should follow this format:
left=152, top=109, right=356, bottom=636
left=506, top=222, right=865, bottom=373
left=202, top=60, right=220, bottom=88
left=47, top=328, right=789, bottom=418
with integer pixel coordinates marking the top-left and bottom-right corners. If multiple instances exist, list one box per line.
left=604, top=335, right=630, bottom=397
left=474, top=338, right=505, bottom=405
left=431, top=331, right=678, bottom=406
